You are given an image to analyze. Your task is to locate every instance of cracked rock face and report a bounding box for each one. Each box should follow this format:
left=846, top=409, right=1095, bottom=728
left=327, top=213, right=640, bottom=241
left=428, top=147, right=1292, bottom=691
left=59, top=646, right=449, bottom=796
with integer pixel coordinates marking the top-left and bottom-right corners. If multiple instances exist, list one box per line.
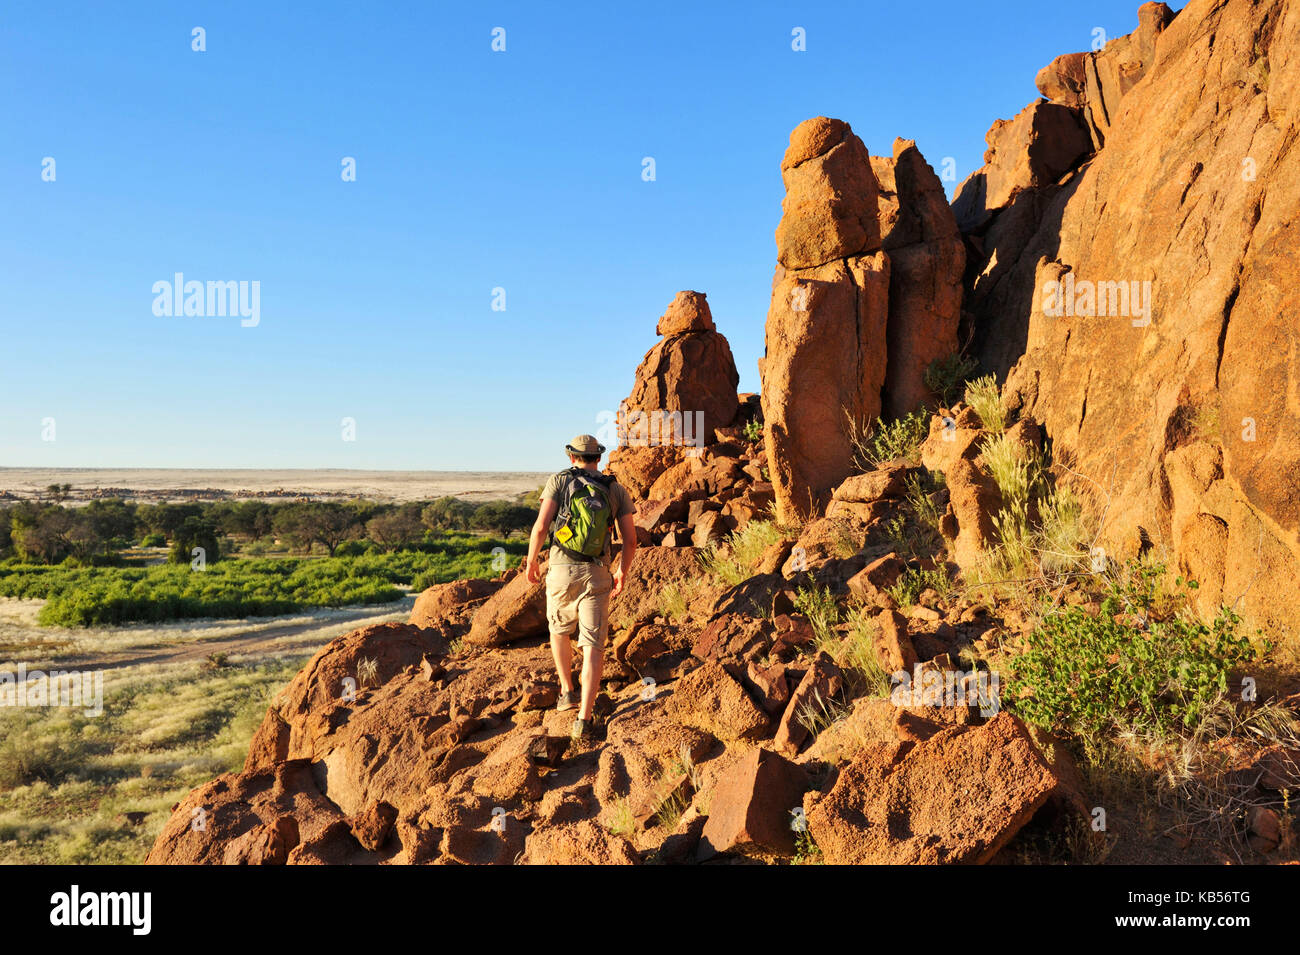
left=964, top=0, right=1300, bottom=638
left=872, top=139, right=967, bottom=421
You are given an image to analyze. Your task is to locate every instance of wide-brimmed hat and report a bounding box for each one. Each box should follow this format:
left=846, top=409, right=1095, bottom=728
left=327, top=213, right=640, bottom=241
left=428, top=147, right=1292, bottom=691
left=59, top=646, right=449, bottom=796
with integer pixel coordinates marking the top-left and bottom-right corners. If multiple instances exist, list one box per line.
left=565, top=434, right=606, bottom=456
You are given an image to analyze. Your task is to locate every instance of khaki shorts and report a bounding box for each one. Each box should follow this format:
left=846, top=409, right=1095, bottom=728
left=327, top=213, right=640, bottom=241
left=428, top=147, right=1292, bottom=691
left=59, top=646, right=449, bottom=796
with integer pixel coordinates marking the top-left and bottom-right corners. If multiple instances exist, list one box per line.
left=546, top=561, right=614, bottom=650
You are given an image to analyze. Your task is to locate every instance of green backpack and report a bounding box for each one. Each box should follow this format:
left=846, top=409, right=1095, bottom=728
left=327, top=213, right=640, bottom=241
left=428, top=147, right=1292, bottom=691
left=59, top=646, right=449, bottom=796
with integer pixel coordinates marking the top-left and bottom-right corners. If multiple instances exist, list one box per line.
left=550, top=468, right=616, bottom=561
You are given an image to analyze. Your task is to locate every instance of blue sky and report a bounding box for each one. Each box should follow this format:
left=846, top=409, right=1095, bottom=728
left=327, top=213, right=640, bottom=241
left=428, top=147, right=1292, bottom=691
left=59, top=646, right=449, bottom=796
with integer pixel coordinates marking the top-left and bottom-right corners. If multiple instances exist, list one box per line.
left=1, top=0, right=1154, bottom=471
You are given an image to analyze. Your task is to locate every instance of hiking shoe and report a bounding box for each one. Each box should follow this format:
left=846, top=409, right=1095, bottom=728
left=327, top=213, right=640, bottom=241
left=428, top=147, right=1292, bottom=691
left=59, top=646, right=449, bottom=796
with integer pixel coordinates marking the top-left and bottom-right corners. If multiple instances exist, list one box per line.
left=556, top=689, right=578, bottom=712
left=570, top=717, right=596, bottom=741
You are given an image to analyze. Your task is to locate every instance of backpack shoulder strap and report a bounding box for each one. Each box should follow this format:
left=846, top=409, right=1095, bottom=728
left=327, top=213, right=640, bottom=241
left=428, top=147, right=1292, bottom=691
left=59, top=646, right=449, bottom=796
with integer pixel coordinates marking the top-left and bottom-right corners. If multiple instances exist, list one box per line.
left=552, top=467, right=579, bottom=515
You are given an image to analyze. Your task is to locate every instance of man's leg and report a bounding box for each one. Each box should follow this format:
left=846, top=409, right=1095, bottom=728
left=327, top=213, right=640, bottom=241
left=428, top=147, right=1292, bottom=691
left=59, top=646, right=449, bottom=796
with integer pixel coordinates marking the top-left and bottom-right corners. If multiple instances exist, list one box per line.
left=550, top=631, right=576, bottom=695
left=579, top=637, right=603, bottom=720
left=546, top=565, right=578, bottom=695
left=576, top=564, right=613, bottom=721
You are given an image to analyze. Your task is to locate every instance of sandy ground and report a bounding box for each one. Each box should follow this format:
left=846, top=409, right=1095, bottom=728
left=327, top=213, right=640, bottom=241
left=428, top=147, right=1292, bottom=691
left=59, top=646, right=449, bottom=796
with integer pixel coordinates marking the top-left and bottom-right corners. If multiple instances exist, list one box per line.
left=0, top=468, right=550, bottom=504
left=0, top=594, right=417, bottom=671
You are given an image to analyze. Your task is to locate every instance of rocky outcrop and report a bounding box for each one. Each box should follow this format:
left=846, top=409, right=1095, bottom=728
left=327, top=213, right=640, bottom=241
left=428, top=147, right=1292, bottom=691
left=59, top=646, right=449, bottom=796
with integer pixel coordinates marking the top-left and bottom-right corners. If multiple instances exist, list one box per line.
left=622, top=291, right=740, bottom=447
left=761, top=117, right=892, bottom=523
left=761, top=118, right=967, bottom=523
left=959, top=0, right=1300, bottom=637
left=873, top=139, right=967, bottom=420
left=142, top=0, right=1300, bottom=869
left=465, top=568, right=548, bottom=647
left=951, top=101, right=1093, bottom=234
left=1034, top=1, right=1176, bottom=149
left=149, top=511, right=1071, bottom=866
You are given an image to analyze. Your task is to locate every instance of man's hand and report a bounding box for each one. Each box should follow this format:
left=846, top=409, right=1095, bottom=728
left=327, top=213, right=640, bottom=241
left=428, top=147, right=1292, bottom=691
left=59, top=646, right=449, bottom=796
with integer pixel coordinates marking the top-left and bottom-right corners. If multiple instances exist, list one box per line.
left=524, top=557, right=541, bottom=584
left=611, top=564, right=625, bottom=598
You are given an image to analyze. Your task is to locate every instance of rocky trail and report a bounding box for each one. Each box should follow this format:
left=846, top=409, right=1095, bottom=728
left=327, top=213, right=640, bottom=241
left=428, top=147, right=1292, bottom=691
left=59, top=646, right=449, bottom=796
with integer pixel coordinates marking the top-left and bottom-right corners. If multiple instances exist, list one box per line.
left=148, top=0, right=1300, bottom=865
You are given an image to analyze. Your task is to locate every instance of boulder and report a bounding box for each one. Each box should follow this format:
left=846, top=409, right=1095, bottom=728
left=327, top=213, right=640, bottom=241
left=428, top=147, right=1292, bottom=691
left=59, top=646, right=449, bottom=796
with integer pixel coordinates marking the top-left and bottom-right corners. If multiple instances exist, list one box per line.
left=147, top=761, right=371, bottom=865
left=409, top=577, right=502, bottom=633
left=831, top=464, right=908, bottom=503
left=607, top=444, right=684, bottom=498
left=656, top=289, right=715, bottom=336
left=775, top=116, right=881, bottom=269
left=465, top=568, right=548, bottom=647
left=665, top=660, right=771, bottom=742
left=697, top=748, right=809, bottom=859
left=763, top=253, right=891, bottom=523
left=608, top=545, right=708, bottom=627
left=520, top=820, right=638, bottom=865
left=347, top=801, right=397, bottom=851
left=244, top=623, right=448, bottom=772
left=846, top=554, right=906, bottom=606
left=872, top=609, right=918, bottom=673
left=774, top=652, right=845, bottom=756
left=691, top=614, right=773, bottom=662
left=805, top=713, right=1064, bottom=864
left=951, top=100, right=1093, bottom=233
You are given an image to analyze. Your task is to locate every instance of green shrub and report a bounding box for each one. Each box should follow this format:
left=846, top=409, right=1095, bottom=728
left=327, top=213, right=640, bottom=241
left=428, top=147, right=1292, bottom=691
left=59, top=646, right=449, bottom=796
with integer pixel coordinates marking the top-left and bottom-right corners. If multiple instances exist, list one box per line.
left=332, top=540, right=369, bottom=558
left=849, top=409, right=929, bottom=470
left=1008, top=563, right=1261, bottom=743
left=139, top=533, right=166, bottom=548
left=0, top=535, right=525, bottom=627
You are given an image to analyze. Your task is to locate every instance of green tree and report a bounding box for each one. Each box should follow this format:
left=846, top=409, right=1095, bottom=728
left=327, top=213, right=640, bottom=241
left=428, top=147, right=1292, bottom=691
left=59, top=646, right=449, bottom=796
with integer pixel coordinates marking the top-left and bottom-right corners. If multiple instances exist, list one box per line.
left=366, top=505, right=426, bottom=551
left=221, top=500, right=272, bottom=541
left=422, top=496, right=475, bottom=532
left=470, top=501, right=534, bottom=538
left=11, top=505, right=69, bottom=563
left=170, top=516, right=221, bottom=565
left=138, top=503, right=203, bottom=538
left=84, top=499, right=136, bottom=554
left=272, top=502, right=359, bottom=556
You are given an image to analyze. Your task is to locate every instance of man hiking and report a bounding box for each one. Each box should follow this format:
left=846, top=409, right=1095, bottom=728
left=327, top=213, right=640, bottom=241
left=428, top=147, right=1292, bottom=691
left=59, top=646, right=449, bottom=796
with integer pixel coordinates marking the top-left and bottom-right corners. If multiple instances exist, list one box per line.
left=524, top=434, right=637, bottom=741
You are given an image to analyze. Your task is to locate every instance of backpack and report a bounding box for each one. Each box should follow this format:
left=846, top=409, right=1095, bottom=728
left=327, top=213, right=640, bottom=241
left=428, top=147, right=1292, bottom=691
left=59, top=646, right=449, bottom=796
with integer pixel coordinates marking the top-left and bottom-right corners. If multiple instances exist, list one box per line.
left=549, top=467, right=616, bottom=561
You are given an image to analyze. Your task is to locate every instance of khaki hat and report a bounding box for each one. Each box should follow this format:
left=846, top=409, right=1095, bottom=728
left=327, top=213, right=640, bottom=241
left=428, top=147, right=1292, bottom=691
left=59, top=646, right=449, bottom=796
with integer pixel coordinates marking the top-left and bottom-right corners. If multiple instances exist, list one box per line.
left=565, top=434, right=606, bottom=456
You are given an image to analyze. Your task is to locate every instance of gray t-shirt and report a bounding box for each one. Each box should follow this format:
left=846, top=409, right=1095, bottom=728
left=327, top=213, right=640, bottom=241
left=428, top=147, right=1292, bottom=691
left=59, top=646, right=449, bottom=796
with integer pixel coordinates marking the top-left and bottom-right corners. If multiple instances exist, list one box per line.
left=541, top=468, right=635, bottom=565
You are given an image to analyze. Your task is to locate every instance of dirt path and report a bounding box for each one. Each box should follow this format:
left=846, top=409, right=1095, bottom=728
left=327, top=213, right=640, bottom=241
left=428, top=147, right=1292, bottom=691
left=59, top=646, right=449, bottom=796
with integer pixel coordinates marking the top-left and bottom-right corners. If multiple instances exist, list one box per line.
left=9, top=597, right=417, bottom=673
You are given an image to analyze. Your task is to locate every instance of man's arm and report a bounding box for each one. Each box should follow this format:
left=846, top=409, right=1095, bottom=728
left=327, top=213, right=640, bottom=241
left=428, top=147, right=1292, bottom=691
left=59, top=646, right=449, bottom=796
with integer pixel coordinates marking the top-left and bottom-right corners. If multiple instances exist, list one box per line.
left=524, top=497, right=558, bottom=583
left=611, top=511, right=637, bottom=597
